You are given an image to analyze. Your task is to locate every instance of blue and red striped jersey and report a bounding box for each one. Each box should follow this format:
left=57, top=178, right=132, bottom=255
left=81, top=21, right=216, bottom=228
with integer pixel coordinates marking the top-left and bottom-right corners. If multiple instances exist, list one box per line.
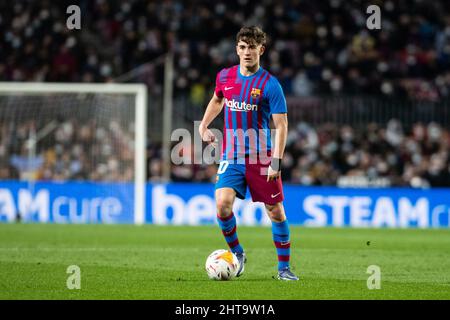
left=215, top=65, right=287, bottom=161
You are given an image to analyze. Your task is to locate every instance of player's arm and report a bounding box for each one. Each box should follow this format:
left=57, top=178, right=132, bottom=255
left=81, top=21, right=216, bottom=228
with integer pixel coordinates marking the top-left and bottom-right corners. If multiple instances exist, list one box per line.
left=199, top=92, right=224, bottom=145
left=266, top=77, right=288, bottom=182
left=267, top=113, right=287, bottom=181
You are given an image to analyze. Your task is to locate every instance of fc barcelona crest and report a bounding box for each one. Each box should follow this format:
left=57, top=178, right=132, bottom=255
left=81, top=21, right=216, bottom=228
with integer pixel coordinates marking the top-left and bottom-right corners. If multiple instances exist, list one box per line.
left=251, top=88, right=261, bottom=98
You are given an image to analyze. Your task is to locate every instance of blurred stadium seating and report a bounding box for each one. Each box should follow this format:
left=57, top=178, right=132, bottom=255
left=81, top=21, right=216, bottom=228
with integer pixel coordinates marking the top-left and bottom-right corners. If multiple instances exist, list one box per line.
left=1, top=0, right=450, bottom=187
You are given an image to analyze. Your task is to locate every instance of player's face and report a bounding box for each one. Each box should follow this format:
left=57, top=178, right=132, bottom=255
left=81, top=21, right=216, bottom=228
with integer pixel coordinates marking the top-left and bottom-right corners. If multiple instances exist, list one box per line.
left=236, top=40, right=265, bottom=69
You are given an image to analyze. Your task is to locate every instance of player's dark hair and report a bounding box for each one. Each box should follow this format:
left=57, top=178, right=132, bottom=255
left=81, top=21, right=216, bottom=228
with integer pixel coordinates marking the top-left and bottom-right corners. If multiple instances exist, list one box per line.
left=236, top=26, right=267, bottom=46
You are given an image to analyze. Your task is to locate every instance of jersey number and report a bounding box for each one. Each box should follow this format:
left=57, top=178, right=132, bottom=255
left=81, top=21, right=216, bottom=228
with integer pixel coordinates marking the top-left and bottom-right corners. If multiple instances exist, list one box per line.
left=217, top=161, right=229, bottom=174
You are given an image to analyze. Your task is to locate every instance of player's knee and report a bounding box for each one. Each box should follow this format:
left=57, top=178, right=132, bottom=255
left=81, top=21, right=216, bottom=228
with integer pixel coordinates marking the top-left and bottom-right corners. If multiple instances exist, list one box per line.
left=216, top=199, right=233, bottom=217
left=266, top=203, right=285, bottom=222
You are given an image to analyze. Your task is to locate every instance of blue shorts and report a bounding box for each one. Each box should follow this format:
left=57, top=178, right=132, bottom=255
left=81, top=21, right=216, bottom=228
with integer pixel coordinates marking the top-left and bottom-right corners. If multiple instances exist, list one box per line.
left=215, top=158, right=284, bottom=204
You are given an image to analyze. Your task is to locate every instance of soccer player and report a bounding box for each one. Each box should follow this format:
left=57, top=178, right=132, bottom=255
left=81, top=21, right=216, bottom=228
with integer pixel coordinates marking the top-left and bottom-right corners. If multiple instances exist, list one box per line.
left=199, top=26, right=299, bottom=281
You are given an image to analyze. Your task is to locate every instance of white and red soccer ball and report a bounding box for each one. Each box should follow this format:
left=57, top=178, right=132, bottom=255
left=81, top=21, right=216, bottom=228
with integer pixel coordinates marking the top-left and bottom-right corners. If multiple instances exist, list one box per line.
left=205, top=249, right=239, bottom=281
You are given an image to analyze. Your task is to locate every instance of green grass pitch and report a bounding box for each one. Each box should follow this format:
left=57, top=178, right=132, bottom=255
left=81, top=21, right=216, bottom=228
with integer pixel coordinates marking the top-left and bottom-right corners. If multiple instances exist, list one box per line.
left=0, top=223, right=449, bottom=299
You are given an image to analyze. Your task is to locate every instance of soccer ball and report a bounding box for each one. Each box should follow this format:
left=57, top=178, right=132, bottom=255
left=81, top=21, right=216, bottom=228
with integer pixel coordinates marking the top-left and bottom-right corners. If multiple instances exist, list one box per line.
left=205, top=249, right=239, bottom=281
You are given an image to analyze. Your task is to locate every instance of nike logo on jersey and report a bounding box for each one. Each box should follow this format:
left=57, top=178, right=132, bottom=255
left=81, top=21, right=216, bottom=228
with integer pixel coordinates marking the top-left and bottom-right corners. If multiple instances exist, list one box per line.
left=224, top=86, right=234, bottom=91
left=271, top=192, right=281, bottom=198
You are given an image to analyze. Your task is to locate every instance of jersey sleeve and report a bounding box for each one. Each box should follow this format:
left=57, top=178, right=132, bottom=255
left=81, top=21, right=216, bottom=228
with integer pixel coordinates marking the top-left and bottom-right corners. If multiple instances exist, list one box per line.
left=266, top=76, right=287, bottom=114
left=214, top=70, right=224, bottom=98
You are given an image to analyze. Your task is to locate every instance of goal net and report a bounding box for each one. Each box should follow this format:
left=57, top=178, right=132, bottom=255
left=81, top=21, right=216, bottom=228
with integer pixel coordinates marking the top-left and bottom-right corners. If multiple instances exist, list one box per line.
left=0, top=82, right=147, bottom=224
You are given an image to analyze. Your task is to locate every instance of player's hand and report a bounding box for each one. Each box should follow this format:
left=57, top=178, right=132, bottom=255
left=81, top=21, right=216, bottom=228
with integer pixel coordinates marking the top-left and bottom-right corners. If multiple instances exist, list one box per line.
left=267, top=166, right=280, bottom=182
left=199, top=125, right=217, bottom=148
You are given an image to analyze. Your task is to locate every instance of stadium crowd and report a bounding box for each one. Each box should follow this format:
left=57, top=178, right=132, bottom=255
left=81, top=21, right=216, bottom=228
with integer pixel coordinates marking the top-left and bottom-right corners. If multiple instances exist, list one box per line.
left=1, top=0, right=450, bottom=187
left=2, top=117, right=450, bottom=187
left=0, top=118, right=135, bottom=182
left=1, top=0, right=450, bottom=101
left=153, top=120, right=450, bottom=187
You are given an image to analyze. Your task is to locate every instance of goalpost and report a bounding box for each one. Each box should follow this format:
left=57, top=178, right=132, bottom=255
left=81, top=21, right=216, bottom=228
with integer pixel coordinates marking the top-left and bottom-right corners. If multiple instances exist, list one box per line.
left=0, top=82, right=147, bottom=225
